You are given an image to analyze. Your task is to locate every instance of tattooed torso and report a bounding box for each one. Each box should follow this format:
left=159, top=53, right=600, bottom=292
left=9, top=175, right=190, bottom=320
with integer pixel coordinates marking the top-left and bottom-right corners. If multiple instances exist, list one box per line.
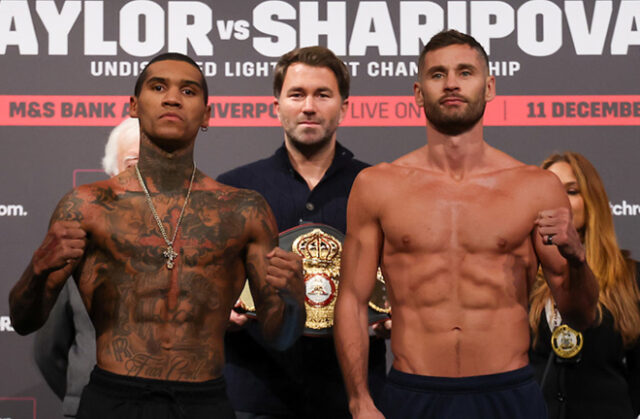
left=56, top=170, right=276, bottom=381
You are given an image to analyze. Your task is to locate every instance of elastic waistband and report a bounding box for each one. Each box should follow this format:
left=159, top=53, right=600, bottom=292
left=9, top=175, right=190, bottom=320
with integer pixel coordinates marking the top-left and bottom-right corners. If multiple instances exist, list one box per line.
left=387, top=365, right=535, bottom=394
left=89, top=366, right=227, bottom=401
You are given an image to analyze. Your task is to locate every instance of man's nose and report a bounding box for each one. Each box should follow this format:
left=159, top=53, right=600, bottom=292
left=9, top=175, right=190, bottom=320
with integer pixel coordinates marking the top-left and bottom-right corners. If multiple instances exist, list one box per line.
left=302, top=95, right=316, bottom=113
left=444, top=73, right=460, bottom=91
left=162, top=87, right=182, bottom=107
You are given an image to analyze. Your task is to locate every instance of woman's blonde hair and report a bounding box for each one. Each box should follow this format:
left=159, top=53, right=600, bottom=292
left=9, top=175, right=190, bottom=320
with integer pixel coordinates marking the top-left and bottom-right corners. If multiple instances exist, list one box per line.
left=529, top=152, right=640, bottom=347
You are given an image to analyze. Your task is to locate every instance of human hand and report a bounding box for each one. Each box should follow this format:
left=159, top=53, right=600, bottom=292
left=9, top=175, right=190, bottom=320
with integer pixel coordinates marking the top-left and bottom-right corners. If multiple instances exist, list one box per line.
left=228, top=304, right=252, bottom=331
left=372, top=318, right=392, bottom=339
left=265, top=247, right=304, bottom=305
left=32, top=221, right=86, bottom=279
left=535, top=208, right=585, bottom=264
left=350, top=401, right=386, bottom=419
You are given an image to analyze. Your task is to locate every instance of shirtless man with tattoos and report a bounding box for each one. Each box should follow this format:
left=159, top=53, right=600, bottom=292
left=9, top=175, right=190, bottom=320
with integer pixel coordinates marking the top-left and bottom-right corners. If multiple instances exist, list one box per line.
left=334, top=31, right=599, bottom=419
left=9, top=53, right=305, bottom=419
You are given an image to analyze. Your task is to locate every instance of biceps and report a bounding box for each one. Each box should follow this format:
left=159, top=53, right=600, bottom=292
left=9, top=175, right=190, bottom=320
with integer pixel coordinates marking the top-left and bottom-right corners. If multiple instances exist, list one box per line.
left=341, top=220, right=382, bottom=304
left=50, top=191, right=85, bottom=224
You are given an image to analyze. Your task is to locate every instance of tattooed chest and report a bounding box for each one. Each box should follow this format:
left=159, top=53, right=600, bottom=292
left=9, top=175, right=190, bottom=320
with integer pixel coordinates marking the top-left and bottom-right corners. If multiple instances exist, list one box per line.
left=130, top=270, right=222, bottom=322
left=88, top=194, right=249, bottom=270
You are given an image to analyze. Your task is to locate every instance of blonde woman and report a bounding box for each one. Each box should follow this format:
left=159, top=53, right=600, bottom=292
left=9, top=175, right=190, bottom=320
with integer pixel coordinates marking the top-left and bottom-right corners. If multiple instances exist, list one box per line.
left=529, top=152, right=640, bottom=419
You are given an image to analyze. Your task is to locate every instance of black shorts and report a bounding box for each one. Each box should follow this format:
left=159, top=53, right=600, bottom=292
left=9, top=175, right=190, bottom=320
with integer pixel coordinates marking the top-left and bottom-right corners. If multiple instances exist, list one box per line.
left=380, top=365, right=547, bottom=419
left=76, top=366, right=236, bottom=419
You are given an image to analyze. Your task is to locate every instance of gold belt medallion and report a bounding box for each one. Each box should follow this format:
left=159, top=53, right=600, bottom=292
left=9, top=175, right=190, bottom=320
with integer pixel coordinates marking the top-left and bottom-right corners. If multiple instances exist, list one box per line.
left=551, top=324, right=584, bottom=359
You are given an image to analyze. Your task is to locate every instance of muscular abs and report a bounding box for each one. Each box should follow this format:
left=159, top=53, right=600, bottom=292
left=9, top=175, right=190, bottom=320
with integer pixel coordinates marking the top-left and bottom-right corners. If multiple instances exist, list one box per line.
left=66, top=175, right=272, bottom=381
left=380, top=167, right=538, bottom=377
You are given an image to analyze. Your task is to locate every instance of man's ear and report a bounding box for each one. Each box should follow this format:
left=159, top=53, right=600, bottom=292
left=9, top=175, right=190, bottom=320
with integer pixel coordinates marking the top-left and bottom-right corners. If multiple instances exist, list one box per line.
left=413, top=82, right=424, bottom=107
left=485, top=75, right=496, bottom=102
left=129, top=96, right=138, bottom=118
left=274, top=98, right=282, bottom=123
left=201, top=104, right=211, bottom=128
left=338, top=99, right=349, bottom=124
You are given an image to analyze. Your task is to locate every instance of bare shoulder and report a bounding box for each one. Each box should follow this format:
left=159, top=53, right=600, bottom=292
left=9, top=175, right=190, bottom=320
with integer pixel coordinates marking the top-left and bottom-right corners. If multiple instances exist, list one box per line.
left=356, top=147, right=429, bottom=184
left=484, top=148, right=553, bottom=183
left=501, top=162, right=567, bottom=211
left=198, top=176, right=270, bottom=209
left=190, top=176, right=274, bottom=233
left=481, top=145, right=527, bottom=172
left=349, top=164, right=409, bottom=221
left=525, top=166, right=567, bottom=207
left=352, top=162, right=406, bottom=191
left=50, top=177, right=120, bottom=224
left=509, top=163, right=562, bottom=190
left=204, top=180, right=277, bottom=242
left=392, top=146, right=428, bottom=168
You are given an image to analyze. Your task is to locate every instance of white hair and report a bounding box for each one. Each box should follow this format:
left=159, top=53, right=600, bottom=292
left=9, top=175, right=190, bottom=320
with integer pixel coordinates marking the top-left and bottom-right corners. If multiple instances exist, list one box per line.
left=102, top=118, right=140, bottom=176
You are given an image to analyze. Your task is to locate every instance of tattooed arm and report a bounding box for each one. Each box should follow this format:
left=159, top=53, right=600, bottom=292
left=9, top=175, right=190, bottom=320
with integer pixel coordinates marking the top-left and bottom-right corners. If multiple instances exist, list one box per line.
left=9, top=190, right=87, bottom=335
left=243, top=191, right=305, bottom=350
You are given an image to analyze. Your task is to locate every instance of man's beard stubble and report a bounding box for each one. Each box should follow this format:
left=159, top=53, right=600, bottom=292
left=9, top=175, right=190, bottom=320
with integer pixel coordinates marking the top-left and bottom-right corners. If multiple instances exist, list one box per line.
left=423, top=94, right=487, bottom=136
left=285, top=129, right=335, bottom=158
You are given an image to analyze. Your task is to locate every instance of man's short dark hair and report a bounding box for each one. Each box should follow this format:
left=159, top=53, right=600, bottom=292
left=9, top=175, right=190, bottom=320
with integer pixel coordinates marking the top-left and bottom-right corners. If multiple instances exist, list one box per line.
left=418, top=30, right=489, bottom=77
left=273, top=46, right=350, bottom=100
left=134, top=53, right=209, bottom=105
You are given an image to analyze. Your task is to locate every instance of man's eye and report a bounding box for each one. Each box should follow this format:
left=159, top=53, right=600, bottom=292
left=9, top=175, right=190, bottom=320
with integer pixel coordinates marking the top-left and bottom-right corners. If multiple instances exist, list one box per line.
left=432, top=73, right=444, bottom=79
left=461, top=71, right=471, bottom=76
left=152, top=85, right=164, bottom=91
left=183, top=88, right=195, bottom=95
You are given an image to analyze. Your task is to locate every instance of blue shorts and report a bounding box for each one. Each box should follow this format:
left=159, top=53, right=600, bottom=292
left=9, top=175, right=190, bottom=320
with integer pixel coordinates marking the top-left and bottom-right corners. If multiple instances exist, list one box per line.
left=380, top=365, right=547, bottom=419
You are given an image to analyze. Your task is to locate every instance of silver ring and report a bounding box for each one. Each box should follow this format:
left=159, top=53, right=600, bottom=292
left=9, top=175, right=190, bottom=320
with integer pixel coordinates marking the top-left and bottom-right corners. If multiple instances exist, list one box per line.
left=545, top=235, right=553, bottom=245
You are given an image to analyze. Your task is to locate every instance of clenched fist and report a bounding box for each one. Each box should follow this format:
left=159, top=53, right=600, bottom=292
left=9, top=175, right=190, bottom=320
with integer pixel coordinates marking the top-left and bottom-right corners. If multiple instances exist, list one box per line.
left=535, top=208, right=585, bottom=263
left=265, top=247, right=304, bottom=305
left=33, top=221, right=86, bottom=279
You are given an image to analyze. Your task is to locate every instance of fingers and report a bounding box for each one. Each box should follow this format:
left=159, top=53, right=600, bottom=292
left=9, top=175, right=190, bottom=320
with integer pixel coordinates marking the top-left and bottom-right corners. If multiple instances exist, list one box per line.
left=228, top=308, right=251, bottom=331
left=53, top=221, right=87, bottom=239
left=34, top=221, right=87, bottom=274
left=535, top=208, right=585, bottom=262
left=50, top=222, right=87, bottom=250
left=267, top=246, right=301, bottom=262
left=267, top=253, right=302, bottom=273
left=535, top=208, right=570, bottom=228
left=536, top=207, right=570, bottom=220
left=229, top=309, right=250, bottom=325
left=266, top=248, right=302, bottom=287
left=265, top=248, right=304, bottom=297
left=372, top=319, right=392, bottom=339
left=264, top=270, right=291, bottom=290
left=54, top=235, right=86, bottom=262
left=535, top=208, right=573, bottom=245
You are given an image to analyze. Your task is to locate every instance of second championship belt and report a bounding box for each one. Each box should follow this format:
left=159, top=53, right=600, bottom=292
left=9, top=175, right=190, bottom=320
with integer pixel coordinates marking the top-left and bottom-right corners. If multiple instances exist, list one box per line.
left=237, top=223, right=390, bottom=336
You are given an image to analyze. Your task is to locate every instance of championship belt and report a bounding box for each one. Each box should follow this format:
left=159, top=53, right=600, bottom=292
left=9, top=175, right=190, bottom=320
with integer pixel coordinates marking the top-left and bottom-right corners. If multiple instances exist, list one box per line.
left=236, top=223, right=390, bottom=336
left=551, top=324, right=584, bottom=359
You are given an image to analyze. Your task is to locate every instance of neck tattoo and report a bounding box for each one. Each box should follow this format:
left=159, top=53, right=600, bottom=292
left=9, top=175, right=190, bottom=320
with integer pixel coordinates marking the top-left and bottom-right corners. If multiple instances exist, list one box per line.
left=135, top=163, right=196, bottom=269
